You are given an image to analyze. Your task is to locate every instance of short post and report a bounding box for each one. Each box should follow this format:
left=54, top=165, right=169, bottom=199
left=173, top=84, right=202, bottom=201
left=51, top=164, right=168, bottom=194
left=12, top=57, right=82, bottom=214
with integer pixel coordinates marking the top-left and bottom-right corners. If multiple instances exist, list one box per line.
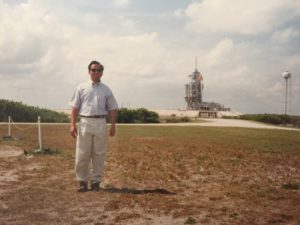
left=8, top=116, right=11, bottom=137
left=38, top=116, right=42, bottom=150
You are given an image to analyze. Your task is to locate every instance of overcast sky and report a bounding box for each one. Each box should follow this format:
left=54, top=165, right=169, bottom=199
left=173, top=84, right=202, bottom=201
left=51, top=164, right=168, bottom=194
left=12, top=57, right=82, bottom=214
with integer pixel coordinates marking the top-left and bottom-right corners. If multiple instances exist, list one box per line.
left=0, top=0, right=299, bottom=114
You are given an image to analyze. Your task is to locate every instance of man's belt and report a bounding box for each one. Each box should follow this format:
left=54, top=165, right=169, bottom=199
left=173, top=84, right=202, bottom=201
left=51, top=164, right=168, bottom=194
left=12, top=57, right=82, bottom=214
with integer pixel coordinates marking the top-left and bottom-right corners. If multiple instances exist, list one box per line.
left=80, top=115, right=106, bottom=118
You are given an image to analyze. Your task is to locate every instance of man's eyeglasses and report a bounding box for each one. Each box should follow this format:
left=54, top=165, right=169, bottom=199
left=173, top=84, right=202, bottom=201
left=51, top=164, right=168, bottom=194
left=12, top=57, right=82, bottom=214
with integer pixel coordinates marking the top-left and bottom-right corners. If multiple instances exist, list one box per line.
left=90, top=69, right=102, bottom=73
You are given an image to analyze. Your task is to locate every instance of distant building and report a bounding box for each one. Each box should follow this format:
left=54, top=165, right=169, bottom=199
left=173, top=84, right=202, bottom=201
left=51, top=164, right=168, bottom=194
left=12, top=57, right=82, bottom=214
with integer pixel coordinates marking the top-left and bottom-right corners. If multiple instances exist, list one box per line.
left=184, top=59, right=230, bottom=117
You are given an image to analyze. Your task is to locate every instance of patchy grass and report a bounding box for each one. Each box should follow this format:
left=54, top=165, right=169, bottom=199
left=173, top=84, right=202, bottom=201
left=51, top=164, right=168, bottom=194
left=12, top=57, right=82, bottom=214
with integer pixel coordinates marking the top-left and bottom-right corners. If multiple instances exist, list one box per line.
left=185, top=216, right=197, bottom=224
left=282, top=182, right=300, bottom=190
left=0, top=124, right=300, bottom=225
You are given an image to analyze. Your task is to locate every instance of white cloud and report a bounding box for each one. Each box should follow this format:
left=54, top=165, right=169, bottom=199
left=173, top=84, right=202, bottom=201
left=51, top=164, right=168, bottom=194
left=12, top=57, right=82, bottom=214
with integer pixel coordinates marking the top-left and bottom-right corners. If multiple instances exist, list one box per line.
left=272, top=28, right=300, bottom=44
left=0, top=2, right=46, bottom=64
left=206, top=38, right=234, bottom=67
left=184, top=0, right=300, bottom=34
left=0, top=1, right=175, bottom=109
left=174, top=8, right=184, bottom=17
left=112, top=0, right=131, bottom=8
left=204, top=38, right=260, bottom=70
left=255, top=81, right=282, bottom=98
left=119, top=18, right=140, bottom=34
left=193, top=37, right=298, bottom=113
left=285, top=55, right=300, bottom=69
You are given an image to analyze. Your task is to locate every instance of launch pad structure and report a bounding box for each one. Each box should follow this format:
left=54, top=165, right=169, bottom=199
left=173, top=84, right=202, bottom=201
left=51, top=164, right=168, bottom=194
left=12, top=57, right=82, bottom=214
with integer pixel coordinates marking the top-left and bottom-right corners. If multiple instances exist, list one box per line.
left=185, top=64, right=203, bottom=110
left=185, top=58, right=230, bottom=117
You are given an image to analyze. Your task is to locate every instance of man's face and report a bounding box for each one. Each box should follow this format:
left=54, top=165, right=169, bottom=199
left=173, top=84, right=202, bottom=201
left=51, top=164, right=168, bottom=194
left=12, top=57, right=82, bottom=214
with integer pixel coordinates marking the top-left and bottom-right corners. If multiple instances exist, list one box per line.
left=89, top=63, right=103, bottom=83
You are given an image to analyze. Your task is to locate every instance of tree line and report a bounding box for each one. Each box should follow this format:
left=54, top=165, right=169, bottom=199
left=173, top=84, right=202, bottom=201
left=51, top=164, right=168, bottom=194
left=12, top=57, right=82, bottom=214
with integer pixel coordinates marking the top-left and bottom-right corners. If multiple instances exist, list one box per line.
left=223, top=113, right=300, bottom=127
left=4, top=99, right=298, bottom=126
left=0, top=99, right=69, bottom=122
left=0, top=99, right=160, bottom=123
left=239, top=114, right=300, bottom=127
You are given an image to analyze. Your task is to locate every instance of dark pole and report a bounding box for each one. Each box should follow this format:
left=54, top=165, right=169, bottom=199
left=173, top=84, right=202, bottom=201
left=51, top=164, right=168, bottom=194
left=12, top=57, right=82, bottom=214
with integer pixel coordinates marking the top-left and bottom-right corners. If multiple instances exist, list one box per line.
left=284, top=78, right=288, bottom=115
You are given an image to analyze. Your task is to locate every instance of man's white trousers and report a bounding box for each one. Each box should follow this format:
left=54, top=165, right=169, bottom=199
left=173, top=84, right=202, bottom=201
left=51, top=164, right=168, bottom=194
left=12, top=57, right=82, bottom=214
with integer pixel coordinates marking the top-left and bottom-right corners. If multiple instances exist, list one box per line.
left=75, top=118, right=107, bottom=184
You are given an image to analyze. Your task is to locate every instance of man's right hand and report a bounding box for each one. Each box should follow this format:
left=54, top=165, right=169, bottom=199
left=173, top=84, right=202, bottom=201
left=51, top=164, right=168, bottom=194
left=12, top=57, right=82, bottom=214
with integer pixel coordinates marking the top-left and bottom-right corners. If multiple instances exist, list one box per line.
left=70, top=125, right=78, bottom=138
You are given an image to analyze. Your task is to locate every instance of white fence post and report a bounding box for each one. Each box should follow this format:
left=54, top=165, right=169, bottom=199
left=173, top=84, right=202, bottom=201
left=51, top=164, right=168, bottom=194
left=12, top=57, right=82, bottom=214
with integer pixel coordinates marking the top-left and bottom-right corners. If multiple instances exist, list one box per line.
left=8, top=116, right=11, bottom=137
left=38, top=116, right=42, bottom=150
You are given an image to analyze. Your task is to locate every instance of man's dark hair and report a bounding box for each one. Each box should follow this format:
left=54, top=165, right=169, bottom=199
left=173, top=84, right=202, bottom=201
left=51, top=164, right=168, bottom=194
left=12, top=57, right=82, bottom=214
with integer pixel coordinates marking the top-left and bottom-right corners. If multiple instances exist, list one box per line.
left=88, top=60, right=104, bottom=72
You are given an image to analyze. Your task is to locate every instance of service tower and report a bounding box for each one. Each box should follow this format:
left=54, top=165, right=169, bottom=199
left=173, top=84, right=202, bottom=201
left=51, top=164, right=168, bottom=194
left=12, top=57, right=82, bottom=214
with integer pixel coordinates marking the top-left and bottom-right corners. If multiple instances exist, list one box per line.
left=185, top=58, right=204, bottom=110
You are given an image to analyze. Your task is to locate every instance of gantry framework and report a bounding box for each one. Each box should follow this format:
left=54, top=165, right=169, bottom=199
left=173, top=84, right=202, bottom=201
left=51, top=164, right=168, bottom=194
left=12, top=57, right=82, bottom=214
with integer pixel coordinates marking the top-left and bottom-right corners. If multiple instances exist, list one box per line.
left=185, top=63, right=204, bottom=110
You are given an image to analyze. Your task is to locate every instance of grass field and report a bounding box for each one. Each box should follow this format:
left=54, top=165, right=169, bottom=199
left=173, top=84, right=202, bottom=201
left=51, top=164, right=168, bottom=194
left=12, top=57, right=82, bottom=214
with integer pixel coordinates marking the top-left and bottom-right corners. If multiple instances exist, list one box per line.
left=0, top=124, right=300, bottom=225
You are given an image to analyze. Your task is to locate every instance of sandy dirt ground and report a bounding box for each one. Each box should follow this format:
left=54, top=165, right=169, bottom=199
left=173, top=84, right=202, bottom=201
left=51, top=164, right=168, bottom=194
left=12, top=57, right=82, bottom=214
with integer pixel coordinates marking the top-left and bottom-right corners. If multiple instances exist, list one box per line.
left=118, top=119, right=300, bottom=131
left=1, top=118, right=299, bottom=131
left=194, top=118, right=300, bottom=130
left=0, top=123, right=299, bottom=225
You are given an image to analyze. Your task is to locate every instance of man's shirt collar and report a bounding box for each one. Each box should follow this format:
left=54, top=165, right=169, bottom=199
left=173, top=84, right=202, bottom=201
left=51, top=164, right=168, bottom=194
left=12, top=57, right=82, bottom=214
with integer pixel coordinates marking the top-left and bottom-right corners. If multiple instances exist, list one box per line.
left=91, top=80, right=101, bottom=86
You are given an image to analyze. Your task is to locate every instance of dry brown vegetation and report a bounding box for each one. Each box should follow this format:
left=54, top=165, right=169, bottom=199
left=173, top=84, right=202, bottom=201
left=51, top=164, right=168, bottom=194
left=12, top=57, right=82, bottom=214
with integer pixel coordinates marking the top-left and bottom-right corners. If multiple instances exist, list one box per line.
left=0, top=124, right=299, bottom=225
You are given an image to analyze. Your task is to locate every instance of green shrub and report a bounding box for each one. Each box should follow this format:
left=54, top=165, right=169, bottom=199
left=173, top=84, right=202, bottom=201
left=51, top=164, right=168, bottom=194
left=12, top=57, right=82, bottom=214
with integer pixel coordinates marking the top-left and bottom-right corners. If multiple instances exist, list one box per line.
left=165, top=116, right=191, bottom=123
left=117, top=108, right=159, bottom=123
left=222, top=115, right=238, bottom=119
left=239, top=114, right=299, bottom=127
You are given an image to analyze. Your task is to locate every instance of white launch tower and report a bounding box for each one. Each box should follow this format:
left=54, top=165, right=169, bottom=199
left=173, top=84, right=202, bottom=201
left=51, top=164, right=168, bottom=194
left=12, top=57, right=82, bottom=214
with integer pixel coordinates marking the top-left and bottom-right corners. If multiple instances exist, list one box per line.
left=185, top=58, right=204, bottom=110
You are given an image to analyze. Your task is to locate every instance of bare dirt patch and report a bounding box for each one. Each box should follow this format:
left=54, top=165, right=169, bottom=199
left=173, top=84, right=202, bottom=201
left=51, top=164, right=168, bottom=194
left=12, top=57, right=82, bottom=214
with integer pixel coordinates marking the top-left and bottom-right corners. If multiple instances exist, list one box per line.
left=0, top=145, right=23, bottom=158
left=0, top=145, right=43, bottom=195
left=0, top=145, right=24, bottom=191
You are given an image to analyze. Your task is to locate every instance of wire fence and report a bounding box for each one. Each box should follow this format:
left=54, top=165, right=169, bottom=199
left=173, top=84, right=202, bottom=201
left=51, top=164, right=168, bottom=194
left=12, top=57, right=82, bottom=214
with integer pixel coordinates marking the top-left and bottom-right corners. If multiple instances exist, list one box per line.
left=0, top=117, right=75, bottom=172
left=1, top=116, right=43, bottom=150
left=0, top=116, right=73, bottom=152
left=10, top=116, right=37, bottom=132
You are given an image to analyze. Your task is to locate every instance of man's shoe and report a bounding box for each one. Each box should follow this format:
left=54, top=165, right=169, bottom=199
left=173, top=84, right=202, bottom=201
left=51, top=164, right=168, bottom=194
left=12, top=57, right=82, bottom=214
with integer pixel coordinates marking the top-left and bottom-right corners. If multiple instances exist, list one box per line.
left=91, top=182, right=100, bottom=192
left=77, top=181, right=88, bottom=192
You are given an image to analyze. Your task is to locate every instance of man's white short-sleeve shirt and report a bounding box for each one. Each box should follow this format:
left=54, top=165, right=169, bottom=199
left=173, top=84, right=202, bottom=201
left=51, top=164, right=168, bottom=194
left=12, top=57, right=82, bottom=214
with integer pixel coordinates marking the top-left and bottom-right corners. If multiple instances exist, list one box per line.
left=69, top=80, right=118, bottom=116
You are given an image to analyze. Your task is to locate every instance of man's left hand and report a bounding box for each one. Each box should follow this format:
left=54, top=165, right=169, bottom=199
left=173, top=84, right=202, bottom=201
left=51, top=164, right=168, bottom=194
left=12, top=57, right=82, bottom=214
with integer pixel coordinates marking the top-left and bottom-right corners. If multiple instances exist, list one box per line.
left=109, top=124, right=116, bottom=136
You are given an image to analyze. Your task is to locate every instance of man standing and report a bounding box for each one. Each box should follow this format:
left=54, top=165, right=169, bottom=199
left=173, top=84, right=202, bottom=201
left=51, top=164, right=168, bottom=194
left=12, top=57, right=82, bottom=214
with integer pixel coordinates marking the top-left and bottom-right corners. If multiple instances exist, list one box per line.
left=69, top=60, right=118, bottom=192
